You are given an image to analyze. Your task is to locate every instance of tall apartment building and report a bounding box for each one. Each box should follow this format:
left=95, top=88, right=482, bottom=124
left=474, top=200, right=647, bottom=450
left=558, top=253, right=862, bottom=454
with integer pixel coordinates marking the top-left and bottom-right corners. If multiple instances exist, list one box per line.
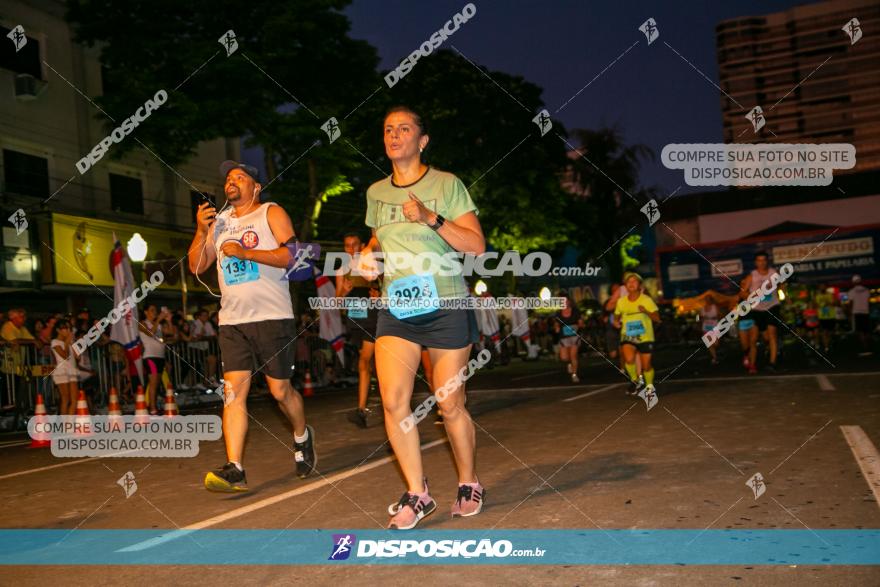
left=0, top=0, right=236, bottom=312
left=716, top=0, right=880, bottom=173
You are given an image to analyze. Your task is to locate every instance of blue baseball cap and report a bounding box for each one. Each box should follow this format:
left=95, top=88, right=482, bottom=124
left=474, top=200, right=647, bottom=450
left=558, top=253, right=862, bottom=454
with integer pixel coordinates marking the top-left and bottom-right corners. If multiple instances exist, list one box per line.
left=220, top=160, right=260, bottom=182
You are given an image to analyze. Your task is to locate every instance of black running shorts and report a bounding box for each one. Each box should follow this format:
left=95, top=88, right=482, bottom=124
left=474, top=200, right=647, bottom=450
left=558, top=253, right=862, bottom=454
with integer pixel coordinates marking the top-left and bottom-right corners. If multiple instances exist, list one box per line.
left=347, top=309, right=379, bottom=349
left=218, top=318, right=297, bottom=379
left=376, top=309, right=479, bottom=349
left=621, top=340, right=655, bottom=354
left=752, top=306, right=782, bottom=331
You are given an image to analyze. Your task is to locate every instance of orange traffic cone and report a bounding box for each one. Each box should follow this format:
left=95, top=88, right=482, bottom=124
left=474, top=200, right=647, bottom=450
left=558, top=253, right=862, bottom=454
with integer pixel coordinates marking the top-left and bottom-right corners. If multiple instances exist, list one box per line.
left=303, top=372, right=314, bottom=398
left=163, top=386, right=178, bottom=416
left=28, top=393, right=51, bottom=448
left=134, top=385, right=149, bottom=423
left=107, top=387, right=122, bottom=417
left=74, top=390, right=92, bottom=436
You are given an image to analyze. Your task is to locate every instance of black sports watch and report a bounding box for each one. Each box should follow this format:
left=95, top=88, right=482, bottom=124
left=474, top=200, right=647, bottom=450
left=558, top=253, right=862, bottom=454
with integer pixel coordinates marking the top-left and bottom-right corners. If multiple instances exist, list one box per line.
left=428, top=214, right=445, bottom=231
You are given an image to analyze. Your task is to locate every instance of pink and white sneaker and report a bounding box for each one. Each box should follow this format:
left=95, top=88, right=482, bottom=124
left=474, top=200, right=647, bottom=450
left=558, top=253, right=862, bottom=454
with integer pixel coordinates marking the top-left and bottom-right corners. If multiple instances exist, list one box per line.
left=387, top=482, right=436, bottom=530
left=451, top=482, right=485, bottom=518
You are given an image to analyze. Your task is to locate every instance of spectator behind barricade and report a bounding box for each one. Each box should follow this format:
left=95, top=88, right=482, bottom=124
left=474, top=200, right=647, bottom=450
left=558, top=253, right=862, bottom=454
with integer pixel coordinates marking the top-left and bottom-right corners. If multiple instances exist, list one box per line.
left=76, top=307, right=91, bottom=327
left=175, top=317, right=195, bottom=388
left=2, top=308, right=36, bottom=344
left=72, top=316, right=99, bottom=412
left=74, top=307, right=91, bottom=343
left=1, top=308, right=39, bottom=409
left=98, top=329, right=131, bottom=400
left=190, top=308, right=218, bottom=386
left=140, top=304, right=169, bottom=414
left=209, top=311, right=219, bottom=332
left=160, top=314, right=178, bottom=345
left=50, top=319, right=79, bottom=415
left=36, top=315, right=57, bottom=364
left=157, top=313, right=178, bottom=388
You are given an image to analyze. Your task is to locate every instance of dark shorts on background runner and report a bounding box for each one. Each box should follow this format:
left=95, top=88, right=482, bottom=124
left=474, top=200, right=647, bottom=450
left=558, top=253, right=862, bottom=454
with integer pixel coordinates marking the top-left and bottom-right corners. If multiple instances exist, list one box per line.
left=218, top=318, right=296, bottom=379
left=752, top=306, right=781, bottom=331
left=376, top=309, right=479, bottom=349
left=855, top=314, right=871, bottom=334
left=819, top=318, right=836, bottom=332
left=621, top=340, right=654, bottom=354
left=348, top=309, right=379, bottom=348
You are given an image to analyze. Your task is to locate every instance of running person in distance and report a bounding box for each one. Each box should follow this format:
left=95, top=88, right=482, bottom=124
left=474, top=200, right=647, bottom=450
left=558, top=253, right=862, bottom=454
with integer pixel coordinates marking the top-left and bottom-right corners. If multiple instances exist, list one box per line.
left=554, top=292, right=585, bottom=383
left=613, top=273, right=660, bottom=396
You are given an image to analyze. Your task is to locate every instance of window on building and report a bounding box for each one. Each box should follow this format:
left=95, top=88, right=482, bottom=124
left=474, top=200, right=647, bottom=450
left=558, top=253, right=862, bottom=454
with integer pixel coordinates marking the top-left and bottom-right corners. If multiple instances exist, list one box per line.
left=2, top=149, right=49, bottom=197
left=0, top=26, right=42, bottom=79
left=109, top=173, right=144, bottom=215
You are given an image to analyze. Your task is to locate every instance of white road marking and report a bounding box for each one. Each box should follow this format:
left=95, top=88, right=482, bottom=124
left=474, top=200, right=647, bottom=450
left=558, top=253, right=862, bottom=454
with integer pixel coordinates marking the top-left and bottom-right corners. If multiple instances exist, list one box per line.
left=329, top=383, right=612, bottom=413
left=562, top=383, right=625, bottom=402
left=0, top=440, right=32, bottom=448
left=0, top=456, right=107, bottom=480
left=816, top=374, right=835, bottom=391
left=840, top=425, right=880, bottom=509
left=0, top=449, right=138, bottom=480
left=118, top=437, right=450, bottom=552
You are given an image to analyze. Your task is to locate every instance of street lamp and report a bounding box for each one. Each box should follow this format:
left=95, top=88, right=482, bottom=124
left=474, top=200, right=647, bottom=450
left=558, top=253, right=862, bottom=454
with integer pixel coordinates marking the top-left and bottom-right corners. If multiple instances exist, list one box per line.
left=127, top=233, right=148, bottom=262
left=538, top=286, right=551, bottom=301
left=474, top=279, right=488, bottom=296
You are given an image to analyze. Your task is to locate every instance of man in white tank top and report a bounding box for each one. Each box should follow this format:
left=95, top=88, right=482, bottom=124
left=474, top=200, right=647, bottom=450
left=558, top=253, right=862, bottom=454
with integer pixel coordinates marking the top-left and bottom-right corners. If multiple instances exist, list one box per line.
left=740, top=251, right=784, bottom=372
left=188, top=160, right=316, bottom=492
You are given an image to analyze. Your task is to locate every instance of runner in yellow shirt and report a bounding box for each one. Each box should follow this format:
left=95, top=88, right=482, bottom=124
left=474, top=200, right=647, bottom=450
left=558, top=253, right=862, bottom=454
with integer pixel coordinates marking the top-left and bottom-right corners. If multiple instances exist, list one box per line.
left=614, top=273, right=660, bottom=396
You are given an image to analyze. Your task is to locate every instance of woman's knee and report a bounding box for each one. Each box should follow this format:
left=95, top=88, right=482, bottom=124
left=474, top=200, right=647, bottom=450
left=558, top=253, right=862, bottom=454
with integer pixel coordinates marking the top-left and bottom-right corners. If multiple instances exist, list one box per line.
left=380, top=388, right=412, bottom=414
left=438, top=398, right=468, bottom=422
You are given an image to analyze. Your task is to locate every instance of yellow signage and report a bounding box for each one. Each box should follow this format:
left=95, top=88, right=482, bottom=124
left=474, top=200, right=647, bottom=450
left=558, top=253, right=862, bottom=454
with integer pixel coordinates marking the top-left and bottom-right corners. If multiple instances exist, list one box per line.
left=50, top=213, right=216, bottom=290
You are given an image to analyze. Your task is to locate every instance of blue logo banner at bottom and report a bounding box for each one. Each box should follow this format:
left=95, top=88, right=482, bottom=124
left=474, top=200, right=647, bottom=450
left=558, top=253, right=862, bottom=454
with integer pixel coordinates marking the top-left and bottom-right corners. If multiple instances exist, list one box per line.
left=0, top=530, right=877, bottom=565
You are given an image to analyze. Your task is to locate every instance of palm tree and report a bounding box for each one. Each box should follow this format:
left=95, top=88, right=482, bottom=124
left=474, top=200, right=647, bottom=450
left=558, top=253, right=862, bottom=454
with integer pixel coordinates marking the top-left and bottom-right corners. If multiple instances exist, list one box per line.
left=565, top=126, right=655, bottom=282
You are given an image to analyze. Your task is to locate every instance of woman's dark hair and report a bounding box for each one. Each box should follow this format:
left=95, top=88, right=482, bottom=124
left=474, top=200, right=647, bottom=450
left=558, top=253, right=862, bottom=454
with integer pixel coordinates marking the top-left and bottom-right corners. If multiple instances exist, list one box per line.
left=52, top=319, right=71, bottom=339
left=384, top=105, right=427, bottom=135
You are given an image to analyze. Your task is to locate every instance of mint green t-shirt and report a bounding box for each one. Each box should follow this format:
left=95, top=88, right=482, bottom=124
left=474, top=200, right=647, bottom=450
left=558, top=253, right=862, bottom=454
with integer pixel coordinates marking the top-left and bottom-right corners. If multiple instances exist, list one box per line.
left=365, top=167, right=478, bottom=300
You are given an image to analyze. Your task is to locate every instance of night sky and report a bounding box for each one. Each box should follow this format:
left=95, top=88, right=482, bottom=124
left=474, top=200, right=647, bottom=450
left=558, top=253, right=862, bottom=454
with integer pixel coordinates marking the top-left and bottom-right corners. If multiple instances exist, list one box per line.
left=343, top=0, right=805, bottom=196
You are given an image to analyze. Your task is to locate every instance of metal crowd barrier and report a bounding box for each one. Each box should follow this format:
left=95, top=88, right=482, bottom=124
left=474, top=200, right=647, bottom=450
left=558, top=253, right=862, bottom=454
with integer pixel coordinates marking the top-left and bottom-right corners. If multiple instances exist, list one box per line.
left=0, top=328, right=359, bottom=419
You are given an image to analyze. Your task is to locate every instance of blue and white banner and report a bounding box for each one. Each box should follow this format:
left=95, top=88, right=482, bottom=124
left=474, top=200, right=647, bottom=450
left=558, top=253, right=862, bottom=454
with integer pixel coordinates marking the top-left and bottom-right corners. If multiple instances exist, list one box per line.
left=1, top=529, right=877, bottom=565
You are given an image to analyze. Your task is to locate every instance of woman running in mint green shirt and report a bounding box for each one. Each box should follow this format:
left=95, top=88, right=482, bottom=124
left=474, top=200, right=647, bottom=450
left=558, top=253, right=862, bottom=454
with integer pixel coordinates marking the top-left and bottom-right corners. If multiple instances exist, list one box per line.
left=360, top=106, right=486, bottom=530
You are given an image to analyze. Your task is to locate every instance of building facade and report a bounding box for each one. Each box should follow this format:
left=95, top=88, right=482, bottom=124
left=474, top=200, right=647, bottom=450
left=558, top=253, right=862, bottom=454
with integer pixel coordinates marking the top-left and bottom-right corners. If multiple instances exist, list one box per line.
left=717, top=0, right=880, bottom=173
left=0, top=0, right=234, bottom=314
